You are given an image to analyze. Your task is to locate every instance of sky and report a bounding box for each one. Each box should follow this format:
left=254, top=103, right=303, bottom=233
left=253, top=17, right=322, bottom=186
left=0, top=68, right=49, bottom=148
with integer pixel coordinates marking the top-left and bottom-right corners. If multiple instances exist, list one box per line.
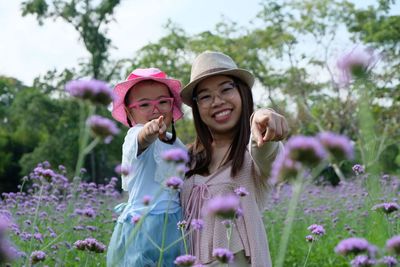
left=0, top=0, right=397, bottom=88
left=0, top=0, right=261, bottom=85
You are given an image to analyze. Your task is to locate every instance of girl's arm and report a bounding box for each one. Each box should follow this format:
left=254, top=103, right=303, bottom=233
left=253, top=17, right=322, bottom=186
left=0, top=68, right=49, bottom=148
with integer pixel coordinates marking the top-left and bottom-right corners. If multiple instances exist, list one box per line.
left=249, top=108, right=288, bottom=177
left=137, top=115, right=167, bottom=152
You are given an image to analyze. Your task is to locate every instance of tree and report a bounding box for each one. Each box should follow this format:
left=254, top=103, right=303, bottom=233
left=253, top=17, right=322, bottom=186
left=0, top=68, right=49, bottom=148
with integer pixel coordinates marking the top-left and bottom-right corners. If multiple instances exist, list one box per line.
left=21, top=0, right=121, bottom=79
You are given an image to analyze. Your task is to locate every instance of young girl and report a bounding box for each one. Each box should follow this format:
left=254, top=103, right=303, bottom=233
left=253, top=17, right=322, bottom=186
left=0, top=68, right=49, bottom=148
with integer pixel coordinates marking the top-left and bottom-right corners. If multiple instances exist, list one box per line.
left=107, top=68, right=186, bottom=267
left=180, top=51, right=288, bottom=266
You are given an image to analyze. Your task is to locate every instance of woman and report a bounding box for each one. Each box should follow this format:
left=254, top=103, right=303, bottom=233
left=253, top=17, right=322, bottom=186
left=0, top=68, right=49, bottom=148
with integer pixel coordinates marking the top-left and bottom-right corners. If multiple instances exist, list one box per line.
left=180, top=51, right=288, bottom=267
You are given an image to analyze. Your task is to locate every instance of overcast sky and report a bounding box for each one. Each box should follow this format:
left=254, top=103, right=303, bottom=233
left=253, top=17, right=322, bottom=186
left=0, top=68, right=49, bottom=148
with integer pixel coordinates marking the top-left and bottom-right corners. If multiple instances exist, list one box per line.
left=0, top=0, right=262, bottom=85
left=0, top=0, right=397, bottom=87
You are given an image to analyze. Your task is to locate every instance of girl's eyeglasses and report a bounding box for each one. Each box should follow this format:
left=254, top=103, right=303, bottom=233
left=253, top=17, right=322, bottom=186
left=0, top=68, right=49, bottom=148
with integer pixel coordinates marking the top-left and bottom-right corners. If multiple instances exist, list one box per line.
left=127, top=97, right=174, bottom=115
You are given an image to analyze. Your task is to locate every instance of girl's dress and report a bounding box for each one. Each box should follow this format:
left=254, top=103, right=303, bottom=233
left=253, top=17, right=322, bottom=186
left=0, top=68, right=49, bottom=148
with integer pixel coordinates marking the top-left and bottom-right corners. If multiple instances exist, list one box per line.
left=181, top=139, right=283, bottom=267
left=107, top=125, right=186, bottom=267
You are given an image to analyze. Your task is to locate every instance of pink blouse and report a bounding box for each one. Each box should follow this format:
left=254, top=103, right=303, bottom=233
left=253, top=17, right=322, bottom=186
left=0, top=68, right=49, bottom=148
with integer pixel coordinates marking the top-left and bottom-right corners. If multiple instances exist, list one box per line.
left=181, top=141, right=283, bottom=266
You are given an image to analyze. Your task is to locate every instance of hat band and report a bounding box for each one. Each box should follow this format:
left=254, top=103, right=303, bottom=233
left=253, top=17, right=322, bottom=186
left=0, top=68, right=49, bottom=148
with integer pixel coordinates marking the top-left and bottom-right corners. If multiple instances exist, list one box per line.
left=192, top=67, right=232, bottom=81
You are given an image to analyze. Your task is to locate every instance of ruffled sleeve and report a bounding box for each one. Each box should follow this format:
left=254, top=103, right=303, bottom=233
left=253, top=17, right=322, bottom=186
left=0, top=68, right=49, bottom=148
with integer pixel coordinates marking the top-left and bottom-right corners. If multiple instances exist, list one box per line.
left=121, top=125, right=143, bottom=191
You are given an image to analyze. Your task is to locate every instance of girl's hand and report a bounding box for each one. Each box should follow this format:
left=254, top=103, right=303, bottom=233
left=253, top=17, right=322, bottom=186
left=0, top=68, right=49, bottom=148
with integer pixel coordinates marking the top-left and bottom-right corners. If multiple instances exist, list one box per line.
left=251, top=109, right=288, bottom=147
left=139, top=116, right=167, bottom=147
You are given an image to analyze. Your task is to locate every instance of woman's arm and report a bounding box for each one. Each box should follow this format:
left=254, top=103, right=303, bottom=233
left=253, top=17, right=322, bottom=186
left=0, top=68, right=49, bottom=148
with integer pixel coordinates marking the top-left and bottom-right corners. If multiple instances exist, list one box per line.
left=249, top=108, right=288, bottom=177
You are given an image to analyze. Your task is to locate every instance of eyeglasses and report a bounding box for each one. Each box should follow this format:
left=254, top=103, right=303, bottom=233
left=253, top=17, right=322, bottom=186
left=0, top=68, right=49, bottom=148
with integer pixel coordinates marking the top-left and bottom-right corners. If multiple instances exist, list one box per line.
left=128, top=97, right=174, bottom=115
left=193, top=82, right=238, bottom=108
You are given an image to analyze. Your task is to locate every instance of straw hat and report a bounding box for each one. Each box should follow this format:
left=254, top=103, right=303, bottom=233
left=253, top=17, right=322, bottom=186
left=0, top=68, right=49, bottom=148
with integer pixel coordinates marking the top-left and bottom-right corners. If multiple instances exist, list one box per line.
left=180, top=51, right=255, bottom=106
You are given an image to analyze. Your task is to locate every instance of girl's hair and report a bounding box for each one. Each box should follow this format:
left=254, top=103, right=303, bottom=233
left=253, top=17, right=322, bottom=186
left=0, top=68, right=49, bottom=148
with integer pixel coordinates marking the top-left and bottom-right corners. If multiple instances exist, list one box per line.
left=124, top=80, right=177, bottom=144
left=186, top=77, right=254, bottom=178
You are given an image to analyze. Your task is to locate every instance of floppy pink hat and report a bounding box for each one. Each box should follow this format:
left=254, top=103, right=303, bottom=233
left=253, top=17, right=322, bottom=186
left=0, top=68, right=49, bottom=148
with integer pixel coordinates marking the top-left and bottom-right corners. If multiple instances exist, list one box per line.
left=112, top=68, right=183, bottom=127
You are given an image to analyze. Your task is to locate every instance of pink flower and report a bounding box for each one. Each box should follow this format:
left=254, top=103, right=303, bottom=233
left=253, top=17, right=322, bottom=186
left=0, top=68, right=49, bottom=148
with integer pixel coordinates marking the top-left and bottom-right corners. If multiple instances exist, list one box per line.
left=204, top=194, right=240, bottom=219
left=174, top=254, right=197, bottom=266
left=212, top=248, right=234, bottom=263
left=166, top=176, right=184, bottom=190
left=336, top=46, right=379, bottom=86
left=386, top=235, right=400, bottom=254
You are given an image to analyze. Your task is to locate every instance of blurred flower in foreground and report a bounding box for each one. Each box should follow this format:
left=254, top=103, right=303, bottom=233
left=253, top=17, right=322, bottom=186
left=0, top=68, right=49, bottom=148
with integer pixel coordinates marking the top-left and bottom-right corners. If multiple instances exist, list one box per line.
left=335, top=237, right=375, bottom=256
left=285, top=136, right=327, bottom=166
left=166, top=176, right=184, bottom=190
left=161, top=148, right=189, bottom=164
left=212, top=248, right=234, bottom=264
left=372, top=202, right=400, bottom=214
left=204, top=194, right=240, bottom=219
left=336, top=46, right=379, bottom=87
left=87, top=115, right=120, bottom=144
left=0, top=217, right=18, bottom=265
left=174, top=254, right=197, bottom=266
left=386, top=235, right=400, bottom=255
left=66, top=79, right=114, bottom=105
left=317, top=132, right=354, bottom=161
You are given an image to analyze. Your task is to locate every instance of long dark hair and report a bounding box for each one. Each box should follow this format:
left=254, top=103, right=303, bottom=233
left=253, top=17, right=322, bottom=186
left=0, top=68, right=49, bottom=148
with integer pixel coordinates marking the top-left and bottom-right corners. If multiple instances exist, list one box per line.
left=186, top=77, right=254, bottom=178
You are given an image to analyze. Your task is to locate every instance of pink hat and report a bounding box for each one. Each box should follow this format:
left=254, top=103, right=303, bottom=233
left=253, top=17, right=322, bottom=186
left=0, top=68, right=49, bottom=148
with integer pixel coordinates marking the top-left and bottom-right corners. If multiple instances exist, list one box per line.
left=111, top=68, right=184, bottom=127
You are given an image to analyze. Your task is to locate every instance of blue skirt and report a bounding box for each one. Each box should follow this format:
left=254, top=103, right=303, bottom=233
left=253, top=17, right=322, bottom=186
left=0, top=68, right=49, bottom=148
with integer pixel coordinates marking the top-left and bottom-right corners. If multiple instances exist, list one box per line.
left=107, top=210, right=183, bottom=267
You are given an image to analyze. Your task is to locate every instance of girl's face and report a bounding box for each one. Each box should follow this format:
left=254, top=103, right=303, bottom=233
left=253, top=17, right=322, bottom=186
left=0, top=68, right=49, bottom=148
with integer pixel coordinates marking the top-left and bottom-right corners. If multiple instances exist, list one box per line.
left=126, top=81, right=173, bottom=126
left=195, top=75, right=242, bottom=135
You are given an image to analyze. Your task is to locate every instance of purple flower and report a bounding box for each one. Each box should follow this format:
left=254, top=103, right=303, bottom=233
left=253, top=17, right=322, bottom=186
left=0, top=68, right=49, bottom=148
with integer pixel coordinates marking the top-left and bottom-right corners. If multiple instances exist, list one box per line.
left=350, top=255, right=376, bottom=267
left=335, top=237, right=373, bottom=256
left=307, top=224, right=325, bottom=236
left=317, top=132, right=354, bottom=161
left=305, top=235, right=315, bottom=242
left=114, top=164, right=131, bottom=176
left=372, top=202, right=400, bottom=214
left=352, top=164, right=365, bottom=175
left=379, top=256, right=398, bottom=267
left=166, top=176, right=184, bottom=190
left=131, top=215, right=141, bottom=224
left=174, top=254, right=197, bottom=266
left=270, top=151, right=302, bottom=183
left=30, top=250, right=46, bottom=264
left=161, top=148, right=189, bottom=163
left=205, top=194, right=240, bottom=219
left=212, top=248, right=234, bottom=263
left=142, top=195, right=152, bottom=206
left=336, top=46, right=379, bottom=86
left=285, top=135, right=328, bottom=166
left=386, top=235, right=400, bottom=254
left=191, top=219, right=204, bottom=231
left=66, top=79, right=114, bottom=105
left=234, top=186, right=249, bottom=197
left=74, top=238, right=106, bottom=253
left=87, top=115, right=120, bottom=143
left=84, top=238, right=106, bottom=253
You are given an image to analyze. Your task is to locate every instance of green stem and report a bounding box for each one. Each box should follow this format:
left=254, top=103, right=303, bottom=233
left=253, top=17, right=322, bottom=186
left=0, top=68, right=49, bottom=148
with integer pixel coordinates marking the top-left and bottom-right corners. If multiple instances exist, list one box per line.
left=275, top=178, right=304, bottom=267
left=74, top=103, right=96, bottom=178
left=302, top=242, right=313, bottom=267
left=26, top=185, right=44, bottom=266
left=157, top=193, right=172, bottom=267
left=180, top=228, right=188, bottom=254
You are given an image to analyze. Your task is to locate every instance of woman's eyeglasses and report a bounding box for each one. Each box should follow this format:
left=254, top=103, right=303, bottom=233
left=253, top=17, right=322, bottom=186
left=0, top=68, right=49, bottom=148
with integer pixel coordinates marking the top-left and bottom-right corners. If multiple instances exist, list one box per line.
left=127, top=97, right=174, bottom=115
left=193, top=82, right=238, bottom=108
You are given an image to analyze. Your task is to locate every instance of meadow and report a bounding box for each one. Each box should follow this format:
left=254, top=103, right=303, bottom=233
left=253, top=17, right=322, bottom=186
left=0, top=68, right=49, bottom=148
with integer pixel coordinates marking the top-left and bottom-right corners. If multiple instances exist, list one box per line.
left=1, top=161, right=399, bottom=266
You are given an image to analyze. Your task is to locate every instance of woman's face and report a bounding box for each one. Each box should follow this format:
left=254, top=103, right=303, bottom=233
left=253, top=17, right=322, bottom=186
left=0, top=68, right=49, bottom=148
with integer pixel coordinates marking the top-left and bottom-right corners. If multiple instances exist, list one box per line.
left=126, top=81, right=173, bottom=126
left=195, top=75, right=242, bottom=135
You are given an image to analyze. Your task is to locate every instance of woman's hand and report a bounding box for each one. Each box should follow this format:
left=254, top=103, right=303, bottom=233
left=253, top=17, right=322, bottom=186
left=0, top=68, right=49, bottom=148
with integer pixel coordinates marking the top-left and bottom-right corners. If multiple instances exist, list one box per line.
left=251, top=109, right=289, bottom=147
